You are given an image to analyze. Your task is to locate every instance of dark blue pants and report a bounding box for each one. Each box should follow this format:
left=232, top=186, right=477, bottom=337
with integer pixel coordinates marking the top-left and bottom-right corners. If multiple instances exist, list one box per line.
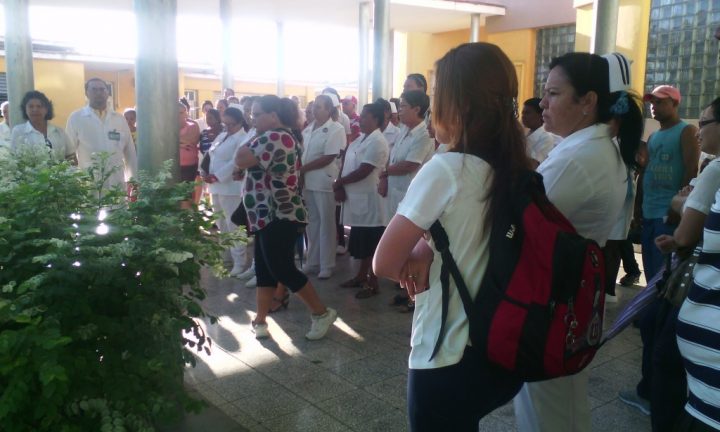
left=408, top=346, right=523, bottom=432
left=637, top=298, right=687, bottom=432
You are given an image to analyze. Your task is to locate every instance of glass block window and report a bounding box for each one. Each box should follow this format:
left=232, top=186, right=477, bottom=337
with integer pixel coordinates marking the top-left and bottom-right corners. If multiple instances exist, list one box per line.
left=645, top=0, right=720, bottom=119
left=534, top=25, right=576, bottom=98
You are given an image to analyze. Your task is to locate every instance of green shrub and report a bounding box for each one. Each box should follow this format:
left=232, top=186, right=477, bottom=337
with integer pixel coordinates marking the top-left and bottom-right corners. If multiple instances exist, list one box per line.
left=0, top=147, right=239, bottom=431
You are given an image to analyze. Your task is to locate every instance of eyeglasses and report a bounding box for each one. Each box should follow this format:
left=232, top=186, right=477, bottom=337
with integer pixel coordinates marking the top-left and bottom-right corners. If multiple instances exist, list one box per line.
left=698, top=118, right=718, bottom=129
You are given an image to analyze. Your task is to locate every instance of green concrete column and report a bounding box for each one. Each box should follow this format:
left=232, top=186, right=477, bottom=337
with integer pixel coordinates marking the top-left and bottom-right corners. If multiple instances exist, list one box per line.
left=358, top=1, right=371, bottom=107
left=134, top=0, right=179, bottom=180
left=372, top=0, right=390, bottom=100
left=4, top=0, right=34, bottom=128
left=220, top=0, right=233, bottom=92
left=593, top=0, right=619, bottom=54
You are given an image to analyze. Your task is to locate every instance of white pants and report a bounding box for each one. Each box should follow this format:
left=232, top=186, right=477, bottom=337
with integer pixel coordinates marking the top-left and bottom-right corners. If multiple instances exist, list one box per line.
left=304, top=190, right=336, bottom=271
left=513, top=369, right=590, bottom=432
left=212, top=194, right=249, bottom=270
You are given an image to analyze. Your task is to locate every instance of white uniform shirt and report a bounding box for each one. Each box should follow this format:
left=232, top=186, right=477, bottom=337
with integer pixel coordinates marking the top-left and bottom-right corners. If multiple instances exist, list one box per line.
left=397, top=153, right=493, bottom=369
left=207, top=129, right=247, bottom=196
left=537, top=123, right=626, bottom=247
left=338, top=111, right=352, bottom=136
left=526, top=126, right=560, bottom=164
left=11, top=121, right=73, bottom=161
left=341, top=129, right=389, bottom=227
left=301, top=119, right=345, bottom=192
left=685, top=159, right=720, bottom=215
left=386, top=122, right=434, bottom=219
left=382, top=122, right=402, bottom=149
left=66, top=106, right=137, bottom=189
left=0, top=122, right=11, bottom=147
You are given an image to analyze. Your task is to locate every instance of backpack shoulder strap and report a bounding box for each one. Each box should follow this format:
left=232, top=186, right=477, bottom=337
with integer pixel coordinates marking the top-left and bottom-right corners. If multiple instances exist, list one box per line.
left=428, top=220, right=476, bottom=361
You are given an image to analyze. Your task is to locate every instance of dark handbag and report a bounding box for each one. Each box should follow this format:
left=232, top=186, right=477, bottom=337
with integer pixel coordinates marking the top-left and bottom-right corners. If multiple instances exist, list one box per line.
left=658, top=249, right=699, bottom=308
left=231, top=201, right=248, bottom=227
left=200, top=152, right=211, bottom=174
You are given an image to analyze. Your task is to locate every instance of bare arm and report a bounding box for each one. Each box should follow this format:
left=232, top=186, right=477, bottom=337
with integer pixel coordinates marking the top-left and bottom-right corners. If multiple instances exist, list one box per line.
left=300, top=154, right=337, bottom=173
left=373, top=215, right=426, bottom=282
left=335, top=163, right=374, bottom=187
left=384, top=160, right=421, bottom=177
left=655, top=208, right=706, bottom=253
left=680, top=125, right=700, bottom=188
left=234, top=146, right=259, bottom=170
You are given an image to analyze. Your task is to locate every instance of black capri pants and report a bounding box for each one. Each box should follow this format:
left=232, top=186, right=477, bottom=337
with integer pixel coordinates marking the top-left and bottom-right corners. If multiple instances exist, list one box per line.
left=254, top=219, right=308, bottom=292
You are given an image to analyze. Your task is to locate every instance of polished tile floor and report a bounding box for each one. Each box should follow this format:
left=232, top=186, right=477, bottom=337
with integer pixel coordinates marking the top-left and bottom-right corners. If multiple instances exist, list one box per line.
left=183, top=251, right=652, bottom=432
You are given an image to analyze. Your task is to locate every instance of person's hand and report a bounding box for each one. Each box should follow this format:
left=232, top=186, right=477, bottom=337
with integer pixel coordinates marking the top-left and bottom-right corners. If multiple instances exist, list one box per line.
left=655, top=234, right=677, bottom=254
left=398, top=240, right=433, bottom=300
left=377, top=176, right=388, bottom=197
left=204, top=174, right=218, bottom=184
left=678, top=185, right=693, bottom=197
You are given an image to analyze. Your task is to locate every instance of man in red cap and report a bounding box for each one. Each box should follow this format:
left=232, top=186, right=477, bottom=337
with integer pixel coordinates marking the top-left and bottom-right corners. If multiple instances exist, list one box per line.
left=639, top=85, right=698, bottom=279
left=618, top=85, right=698, bottom=420
left=342, top=96, right=361, bottom=143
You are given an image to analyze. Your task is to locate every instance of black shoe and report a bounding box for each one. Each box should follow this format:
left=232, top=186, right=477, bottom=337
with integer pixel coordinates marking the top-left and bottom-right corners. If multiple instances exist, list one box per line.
left=619, top=272, right=641, bottom=287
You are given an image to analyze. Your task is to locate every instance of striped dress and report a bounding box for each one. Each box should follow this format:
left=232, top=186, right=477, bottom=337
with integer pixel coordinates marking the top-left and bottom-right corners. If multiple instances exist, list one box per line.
left=677, top=188, right=720, bottom=429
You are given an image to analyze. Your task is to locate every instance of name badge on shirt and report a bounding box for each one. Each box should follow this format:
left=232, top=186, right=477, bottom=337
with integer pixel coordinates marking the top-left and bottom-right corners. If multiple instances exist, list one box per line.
left=108, top=130, right=121, bottom=141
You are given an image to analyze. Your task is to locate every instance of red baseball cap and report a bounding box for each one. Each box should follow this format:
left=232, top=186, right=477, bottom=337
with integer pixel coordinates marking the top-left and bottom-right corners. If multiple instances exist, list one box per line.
left=341, top=96, right=357, bottom=105
left=643, top=85, right=681, bottom=104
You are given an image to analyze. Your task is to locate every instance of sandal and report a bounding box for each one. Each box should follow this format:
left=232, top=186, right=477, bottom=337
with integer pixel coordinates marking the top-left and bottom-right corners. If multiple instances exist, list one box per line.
left=340, top=277, right=366, bottom=288
left=355, top=284, right=379, bottom=299
left=268, top=293, right=290, bottom=314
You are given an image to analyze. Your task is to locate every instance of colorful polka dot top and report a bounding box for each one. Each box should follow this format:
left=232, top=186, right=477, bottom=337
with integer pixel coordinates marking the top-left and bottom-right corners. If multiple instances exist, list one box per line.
left=243, top=128, right=308, bottom=232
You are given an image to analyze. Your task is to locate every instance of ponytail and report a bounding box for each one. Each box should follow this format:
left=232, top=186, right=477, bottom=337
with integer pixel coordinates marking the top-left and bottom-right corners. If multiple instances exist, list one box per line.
left=609, top=91, right=643, bottom=171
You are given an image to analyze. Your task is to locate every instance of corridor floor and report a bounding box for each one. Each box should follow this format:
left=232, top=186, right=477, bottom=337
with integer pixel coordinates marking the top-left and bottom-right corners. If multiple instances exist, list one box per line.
left=183, top=252, right=651, bottom=432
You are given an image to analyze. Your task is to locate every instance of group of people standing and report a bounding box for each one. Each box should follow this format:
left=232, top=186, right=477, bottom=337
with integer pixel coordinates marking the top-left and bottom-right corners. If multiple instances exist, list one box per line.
left=7, top=39, right=720, bottom=432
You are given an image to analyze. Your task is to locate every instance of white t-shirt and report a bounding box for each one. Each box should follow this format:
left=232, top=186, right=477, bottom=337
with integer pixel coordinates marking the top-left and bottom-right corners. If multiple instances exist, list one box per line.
left=386, top=122, right=434, bottom=220
left=537, top=123, right=626, bottom=247
left=341, top=129, right=389, bottom=227
left=526, top=127, right=560, bottom=164
left=0, top=122, right=11, bottom=147
left=207, top=129, right=247, bottom=196
left=685, top=159, right=720, bottom=215
left=382, top=122, right=402, bottom=149
left=11, top=121, right=74, bottom=161
left=397, top=152, right=493, bottom=369
left=301, top=119, right=345, bottom=192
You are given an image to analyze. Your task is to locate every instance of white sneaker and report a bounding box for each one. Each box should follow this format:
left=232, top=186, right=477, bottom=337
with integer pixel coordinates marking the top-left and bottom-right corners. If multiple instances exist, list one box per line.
left=235, top=265, right=255, bottom=282
left=305, top=307, right=337, bottom=340
left=336, top=245, right=347, bottom=255
left=317, top=269, right=333, bottom=279
left=229, top=265, right=244, bottom=277
left=245, top=276, right=257, bottom=289
left=302, top=264, right=319, bottom=274
left=252, top=320, right=270, bottom=339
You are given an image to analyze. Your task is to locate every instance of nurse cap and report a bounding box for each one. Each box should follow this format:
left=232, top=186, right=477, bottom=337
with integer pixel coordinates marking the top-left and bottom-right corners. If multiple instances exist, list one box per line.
left=321, top=92, right=341, bottom=108
left=601, top=52, right=631, bottom=93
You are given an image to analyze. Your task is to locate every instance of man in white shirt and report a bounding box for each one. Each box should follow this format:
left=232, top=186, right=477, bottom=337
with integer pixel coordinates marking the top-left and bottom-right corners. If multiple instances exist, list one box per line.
left=0, top=101, right=11, bottom=148
left=66, top=78, right=137, bottom=190
left=521, top=97, right=560, bottom=167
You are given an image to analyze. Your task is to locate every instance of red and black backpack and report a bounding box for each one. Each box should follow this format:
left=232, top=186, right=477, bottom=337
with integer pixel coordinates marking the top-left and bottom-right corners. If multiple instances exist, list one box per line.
left=428, top=170, right=605, bottom=381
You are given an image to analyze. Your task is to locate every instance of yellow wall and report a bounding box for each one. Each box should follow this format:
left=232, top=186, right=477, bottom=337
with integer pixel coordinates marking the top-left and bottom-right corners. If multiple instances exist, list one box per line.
left=407, top=29, right=471, bottom=86
left=84, top=67, right=136, bottom=111
left=487, top=29, right=537, bottom=102
left=574, top=0, right=651, bottom=96
left=0, top=57, right=86, bottom=127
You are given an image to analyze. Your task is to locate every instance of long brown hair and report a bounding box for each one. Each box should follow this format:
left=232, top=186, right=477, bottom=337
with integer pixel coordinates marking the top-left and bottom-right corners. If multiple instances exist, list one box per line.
left=433, top=42, right=531, bottom=225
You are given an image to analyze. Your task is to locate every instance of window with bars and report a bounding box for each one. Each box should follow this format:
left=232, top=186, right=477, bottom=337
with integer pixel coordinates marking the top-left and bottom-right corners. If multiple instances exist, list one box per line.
left=645, top=0, right=720, bottom=119
left=534, top=25, right=576, bottom=99
left=0, top=72, right=7, bottom=104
